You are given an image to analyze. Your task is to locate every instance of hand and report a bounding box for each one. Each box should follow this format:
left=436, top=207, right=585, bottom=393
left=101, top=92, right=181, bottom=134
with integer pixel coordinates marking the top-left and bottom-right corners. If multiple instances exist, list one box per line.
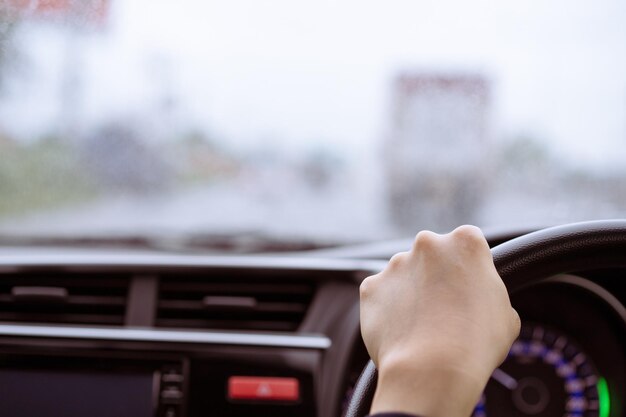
left=360, top=225, right=520, bottom=417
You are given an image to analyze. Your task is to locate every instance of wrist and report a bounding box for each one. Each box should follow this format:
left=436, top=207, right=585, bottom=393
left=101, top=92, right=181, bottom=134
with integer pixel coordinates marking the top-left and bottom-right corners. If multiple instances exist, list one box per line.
left=372, top=349, right=487, bottom=417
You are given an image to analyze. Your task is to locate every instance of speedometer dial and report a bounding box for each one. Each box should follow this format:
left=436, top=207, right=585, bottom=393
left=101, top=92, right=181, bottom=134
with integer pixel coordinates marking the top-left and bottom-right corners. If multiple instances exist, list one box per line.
left=473, top=323, right=610, bottom=417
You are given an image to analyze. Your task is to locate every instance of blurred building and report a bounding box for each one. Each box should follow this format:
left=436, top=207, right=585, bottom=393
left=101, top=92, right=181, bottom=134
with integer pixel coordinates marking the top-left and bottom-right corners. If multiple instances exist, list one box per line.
left=385, top=73, right=491, bottom=232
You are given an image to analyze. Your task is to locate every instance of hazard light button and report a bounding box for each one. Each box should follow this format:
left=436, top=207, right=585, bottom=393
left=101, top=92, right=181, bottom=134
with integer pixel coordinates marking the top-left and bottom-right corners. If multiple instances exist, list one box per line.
left=227, top=376, right=300, bottom=402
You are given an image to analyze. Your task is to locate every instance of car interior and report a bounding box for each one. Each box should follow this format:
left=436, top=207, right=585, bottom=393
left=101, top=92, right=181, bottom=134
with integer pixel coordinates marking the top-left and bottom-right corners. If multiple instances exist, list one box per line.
left=0, top=0, right=624, bottom=417
left=0, top=222, right=624, bottom=417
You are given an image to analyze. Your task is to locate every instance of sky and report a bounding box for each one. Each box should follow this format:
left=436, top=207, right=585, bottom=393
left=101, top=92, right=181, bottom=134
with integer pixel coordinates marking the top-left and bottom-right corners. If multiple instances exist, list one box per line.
left=1, top=0, right=625, bottom=167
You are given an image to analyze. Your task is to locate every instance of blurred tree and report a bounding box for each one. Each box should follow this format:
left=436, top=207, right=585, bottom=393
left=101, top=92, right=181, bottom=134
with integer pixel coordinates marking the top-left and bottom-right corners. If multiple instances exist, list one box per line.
left=0, top=138, right=96, bottom=216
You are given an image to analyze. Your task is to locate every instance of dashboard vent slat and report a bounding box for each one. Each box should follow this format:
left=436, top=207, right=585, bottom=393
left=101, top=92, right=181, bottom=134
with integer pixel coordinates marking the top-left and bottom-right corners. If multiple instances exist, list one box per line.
left=0, top=273, right=129, bottom=326
left=156, top=275, right=315, bottom=332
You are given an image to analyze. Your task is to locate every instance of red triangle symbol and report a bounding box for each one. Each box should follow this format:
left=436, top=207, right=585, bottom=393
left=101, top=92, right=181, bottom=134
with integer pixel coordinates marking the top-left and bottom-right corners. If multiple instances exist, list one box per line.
left=257, top=383, right=272, bottom=397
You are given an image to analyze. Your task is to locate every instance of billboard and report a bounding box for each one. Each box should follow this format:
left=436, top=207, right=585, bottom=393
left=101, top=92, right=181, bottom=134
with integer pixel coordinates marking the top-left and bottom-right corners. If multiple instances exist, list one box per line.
left=5, top=0, right=110, bottom=27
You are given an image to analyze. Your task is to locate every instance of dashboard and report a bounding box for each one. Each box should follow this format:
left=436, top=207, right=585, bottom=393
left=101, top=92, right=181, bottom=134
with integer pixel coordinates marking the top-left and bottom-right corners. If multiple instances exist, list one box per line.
left=0, top=232, right=624, bottom=417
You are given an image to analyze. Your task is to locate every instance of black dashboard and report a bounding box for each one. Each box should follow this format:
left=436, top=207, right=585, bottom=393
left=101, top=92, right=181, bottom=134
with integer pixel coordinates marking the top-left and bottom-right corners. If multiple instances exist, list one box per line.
left=0, top=235, right=624, bottom=417
left=0, top=254, right=381, bottom=417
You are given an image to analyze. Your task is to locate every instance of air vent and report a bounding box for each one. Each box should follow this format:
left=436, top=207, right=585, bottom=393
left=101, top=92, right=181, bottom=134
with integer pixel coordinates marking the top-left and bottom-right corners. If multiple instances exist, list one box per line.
left=0, top=272, right=129, bottom=326
left=156, top=275, right=315, bottom=332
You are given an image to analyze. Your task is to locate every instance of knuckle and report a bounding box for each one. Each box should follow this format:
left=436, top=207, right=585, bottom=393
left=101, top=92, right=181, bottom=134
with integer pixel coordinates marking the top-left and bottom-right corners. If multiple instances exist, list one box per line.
left=452, top=225, right=485, bottom=246
left=359, top=275, right=377, bottom=298
left=388, top=251, right=409, bottom=268
left=412, top=230, right=438, bottom=251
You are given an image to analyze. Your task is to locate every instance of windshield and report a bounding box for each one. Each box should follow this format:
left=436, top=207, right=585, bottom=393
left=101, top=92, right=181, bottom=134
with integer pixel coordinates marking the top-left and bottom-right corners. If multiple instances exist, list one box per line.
left=0, top=0, right=625, bottom=245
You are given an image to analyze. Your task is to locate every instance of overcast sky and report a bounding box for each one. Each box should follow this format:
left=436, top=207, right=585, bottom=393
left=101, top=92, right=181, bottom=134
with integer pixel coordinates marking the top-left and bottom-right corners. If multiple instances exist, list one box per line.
left=1, top=0, right=625, bottom=167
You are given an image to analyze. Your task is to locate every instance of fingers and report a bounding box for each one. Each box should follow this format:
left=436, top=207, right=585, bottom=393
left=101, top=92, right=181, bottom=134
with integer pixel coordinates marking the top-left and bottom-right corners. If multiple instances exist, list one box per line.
left=411, top=225, right=488, bottom=254
left=388, top=251, right=411, bottom=269
left=412, top=230, right=440, bottom=253
left=376, top=226, right=492, bottom=284
left=359, top=274, right=378, bottom=300
left=494, top=307, right=522, bottom=366
left=452, top=224, right=488, bottom=242
left=509, top=307, right=522, bottom=341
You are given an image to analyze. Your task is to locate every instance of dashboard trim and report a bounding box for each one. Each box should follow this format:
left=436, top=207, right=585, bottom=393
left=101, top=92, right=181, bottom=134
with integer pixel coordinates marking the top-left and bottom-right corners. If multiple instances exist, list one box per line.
left=0, top=253, right=387, bottom=275
left=0, top=324, right=332, bottom=349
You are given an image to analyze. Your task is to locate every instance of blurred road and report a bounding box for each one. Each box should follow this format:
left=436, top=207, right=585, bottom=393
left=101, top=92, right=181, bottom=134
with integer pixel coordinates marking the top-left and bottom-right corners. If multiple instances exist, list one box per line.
left=0, top=175, right=620, bottom=244
left=0, top=180, right=393, bottom=242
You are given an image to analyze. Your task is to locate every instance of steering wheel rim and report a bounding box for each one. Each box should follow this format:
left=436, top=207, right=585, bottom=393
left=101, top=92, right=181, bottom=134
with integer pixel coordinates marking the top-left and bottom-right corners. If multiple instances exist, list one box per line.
left=345, top=219, right=626, bottom=417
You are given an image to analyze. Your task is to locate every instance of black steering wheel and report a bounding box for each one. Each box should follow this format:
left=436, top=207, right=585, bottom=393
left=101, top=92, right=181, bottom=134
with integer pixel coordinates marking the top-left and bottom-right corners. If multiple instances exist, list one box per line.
left=345, top=219, right=626, bottom=417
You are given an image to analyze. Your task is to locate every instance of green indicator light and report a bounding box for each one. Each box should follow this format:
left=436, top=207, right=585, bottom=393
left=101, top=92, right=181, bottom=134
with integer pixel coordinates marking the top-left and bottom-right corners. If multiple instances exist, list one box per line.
left=598, top=377, right=611, bottom=417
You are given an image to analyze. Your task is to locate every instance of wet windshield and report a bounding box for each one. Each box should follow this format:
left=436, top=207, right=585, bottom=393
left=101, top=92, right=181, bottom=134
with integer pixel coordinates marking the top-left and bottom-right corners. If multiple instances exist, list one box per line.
left=0, top=0, right=625, bottom=245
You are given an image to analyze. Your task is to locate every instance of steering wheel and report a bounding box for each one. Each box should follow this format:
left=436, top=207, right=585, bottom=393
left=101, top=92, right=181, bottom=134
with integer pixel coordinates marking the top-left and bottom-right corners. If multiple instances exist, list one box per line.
left=345, top=219, right=626, bottom=417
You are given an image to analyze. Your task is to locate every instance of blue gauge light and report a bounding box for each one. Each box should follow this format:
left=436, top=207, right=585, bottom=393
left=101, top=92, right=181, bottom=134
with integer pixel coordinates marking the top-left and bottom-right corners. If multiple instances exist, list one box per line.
left=473, top=323, right=603, bottom=417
